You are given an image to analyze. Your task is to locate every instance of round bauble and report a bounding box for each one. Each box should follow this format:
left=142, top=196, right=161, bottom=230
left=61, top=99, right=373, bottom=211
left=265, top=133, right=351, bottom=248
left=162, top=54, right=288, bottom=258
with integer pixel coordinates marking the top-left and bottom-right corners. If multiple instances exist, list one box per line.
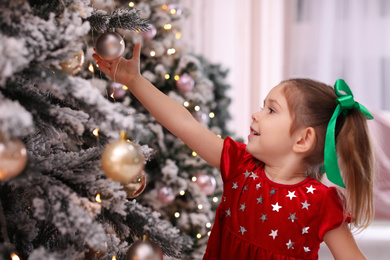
left=176, top=74, right=194, bottom=93
left=0, top=138, right=27, bottom=180
left=95, top=32, right=125, bottom=61
left=59, top=49, right=85, bottom=75
left=123, top=171, right=146, bottom=199
left=127, top=236, right=163, bottom=260
left=107, top=81, right=127, bottom=100
left=141, top=24, right=157, bottom=40
left=195, top=172, right=216, bottom=195
left=101, top=138, right=144, bottom=184
left=157, top=186, right=175, bottom=204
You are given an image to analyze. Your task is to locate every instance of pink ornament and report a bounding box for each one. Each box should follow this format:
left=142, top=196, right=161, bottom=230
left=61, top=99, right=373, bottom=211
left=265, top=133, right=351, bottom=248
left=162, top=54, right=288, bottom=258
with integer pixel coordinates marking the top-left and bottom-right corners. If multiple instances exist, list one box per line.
left=141, top=24, right=157, bottom=40
left=157, top=186, right=175, bottom=204
left=195, top=172, right=216, bottom=195
left=194, top=111, right=209, bottom=125
left=176, top=74, right=194, bottom=93
left=107, top=82, right=127, bottom=100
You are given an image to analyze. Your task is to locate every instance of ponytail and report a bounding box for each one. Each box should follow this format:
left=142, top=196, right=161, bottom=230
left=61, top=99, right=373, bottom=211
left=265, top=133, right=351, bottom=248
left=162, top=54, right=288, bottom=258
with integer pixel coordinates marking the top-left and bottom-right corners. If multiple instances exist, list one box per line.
left=282, top=78, right=375, bottom=230
left=337, top=109, right=375, bottom=229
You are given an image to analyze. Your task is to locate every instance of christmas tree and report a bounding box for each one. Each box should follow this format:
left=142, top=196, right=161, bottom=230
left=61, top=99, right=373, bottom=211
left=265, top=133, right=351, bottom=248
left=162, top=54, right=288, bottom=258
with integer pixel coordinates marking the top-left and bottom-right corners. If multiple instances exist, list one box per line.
left=0, top=0, right=232, bottom=259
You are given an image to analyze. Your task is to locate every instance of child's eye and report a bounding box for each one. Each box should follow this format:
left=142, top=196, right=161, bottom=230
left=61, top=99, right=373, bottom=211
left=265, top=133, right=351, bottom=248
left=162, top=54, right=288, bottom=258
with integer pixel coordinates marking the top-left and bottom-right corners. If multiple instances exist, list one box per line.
left=268, top=107, right=275, bottom=113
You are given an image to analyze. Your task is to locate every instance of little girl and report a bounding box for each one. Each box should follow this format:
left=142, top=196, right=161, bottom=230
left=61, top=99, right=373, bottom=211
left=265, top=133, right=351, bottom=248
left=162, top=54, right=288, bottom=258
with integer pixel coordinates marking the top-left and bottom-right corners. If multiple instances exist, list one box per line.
left=93, top=43, right=375, bottom=260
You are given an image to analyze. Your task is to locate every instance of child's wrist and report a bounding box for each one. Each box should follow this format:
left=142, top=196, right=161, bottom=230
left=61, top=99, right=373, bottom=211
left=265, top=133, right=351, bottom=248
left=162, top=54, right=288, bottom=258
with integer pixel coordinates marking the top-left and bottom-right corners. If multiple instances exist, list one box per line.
left=126, top=74, right=144, bottom=91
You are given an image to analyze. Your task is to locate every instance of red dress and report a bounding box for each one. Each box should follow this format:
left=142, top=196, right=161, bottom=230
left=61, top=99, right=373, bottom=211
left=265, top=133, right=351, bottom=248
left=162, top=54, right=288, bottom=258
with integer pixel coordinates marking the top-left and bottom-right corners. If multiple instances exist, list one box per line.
left=203, top=137, right=347, bottom=260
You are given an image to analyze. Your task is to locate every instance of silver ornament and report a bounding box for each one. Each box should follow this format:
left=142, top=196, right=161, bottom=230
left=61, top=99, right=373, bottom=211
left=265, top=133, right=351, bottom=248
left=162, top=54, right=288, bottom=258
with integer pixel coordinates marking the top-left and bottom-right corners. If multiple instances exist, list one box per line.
left=95, top=32, right=125, bottom=61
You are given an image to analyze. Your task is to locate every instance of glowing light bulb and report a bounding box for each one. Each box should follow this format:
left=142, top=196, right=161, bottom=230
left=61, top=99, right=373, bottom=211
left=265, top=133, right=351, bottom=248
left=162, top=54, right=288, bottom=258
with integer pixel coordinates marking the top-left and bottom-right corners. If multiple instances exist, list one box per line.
left=175, top=32, right=182, bottom=39
left=110, top=93, right=115, bottom=99
left=198, top=204, right=203, bottom=209
left=164, top=24, right=172, bottom=30
left=183, top=101, right=189, bottom=107
left=174, top=212, right=180, bottom=218
left=93, top=128, right=99, bottom=137
left=174, top=75, right=180, bottom=81
left=170, top=9, right=177, bottom=15
left=112, top=256, right=117, bottom=260
left=11, top=253, right=20, bottom=260
left=197, top=233, right=202, bottom=239
left=167, top=48, right=176, bottom=55
left=95, top=194, right=102, bottom=203
left=206, top=222, right=212, bottom=228
left=179, top=190, right=185, bottom=196
left=208, top=231, right=211, bottom=236
left=194, top=105, right=200, bottom=111
left=150, top=51, right=156, bottom=57
left=213, top=197, right=219, bottom=203
left=162, top=5, right=168, bottom=10
left=122, top=85, right=128, bottom=90
left=88, top=63, right=94, bottom=73
left=120, top=39, right=124, bottom=45
left=192, top=176, right=197, bottom=182
left=217, top=135, right=222, bottom=138
left=192, top=151, right=197, bottom=157
left=164, top=74, right=170, bottom=79
left=209, top=112, right=215, bottom=118
left=129, top=2, right=135, bottom=8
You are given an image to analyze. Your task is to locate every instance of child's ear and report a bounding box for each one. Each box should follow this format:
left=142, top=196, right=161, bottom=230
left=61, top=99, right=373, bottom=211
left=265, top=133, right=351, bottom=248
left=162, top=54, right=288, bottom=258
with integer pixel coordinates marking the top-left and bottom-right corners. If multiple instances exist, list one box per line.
left=293, top=127, right=316, bottom=153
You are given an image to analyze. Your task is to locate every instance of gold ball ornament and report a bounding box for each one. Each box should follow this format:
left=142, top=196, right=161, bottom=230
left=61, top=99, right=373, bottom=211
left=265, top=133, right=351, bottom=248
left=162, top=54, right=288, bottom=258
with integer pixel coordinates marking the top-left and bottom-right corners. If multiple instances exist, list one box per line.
left=126, top=234, right=163, bottom=260
left=123, top=171, right=147, bottom=199
left=101, top=132, right=144, bottom=184
left=59, top=49, right=85, bottom=75
left=0, top=138, right=28, bottom=180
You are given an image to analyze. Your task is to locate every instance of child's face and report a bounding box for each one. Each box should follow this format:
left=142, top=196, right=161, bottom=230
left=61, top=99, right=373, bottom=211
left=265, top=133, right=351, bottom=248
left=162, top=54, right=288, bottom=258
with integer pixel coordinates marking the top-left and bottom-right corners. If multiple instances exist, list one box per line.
left=246, top=83, right=296, bottom=164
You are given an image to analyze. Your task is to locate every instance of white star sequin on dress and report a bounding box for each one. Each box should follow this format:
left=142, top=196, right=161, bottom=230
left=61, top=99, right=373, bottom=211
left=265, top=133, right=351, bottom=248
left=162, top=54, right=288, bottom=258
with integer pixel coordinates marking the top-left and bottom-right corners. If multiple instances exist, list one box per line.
left=269, top=229, right=278, bottom=239
left=260, top=213, right=268, bottom=223
left=249, top=172, right=259, bottom=180
left=271, top=202, right=282, bottom=212
left=301, top=200, right=311, bottom=210
left=270, top=187, right=277, bottom=197
left=226, top=208, right=231, bottom=217
left=256, top=196, right=264, bottom=204
left=286, top=240, right=295, bottom=249
left=243, top=170, right=251, bottom=178
left=302, top=227, right=310, bottom=234
left=256, top=183, right=262, bottom=190
left=286, top=191, right=297, bottom=200
left=304, top=246, right=311, bottom=252
left=239, top=203, right=246, bottom=212
left=232, top=182, right=238, bottom=189
left=306, top=185, right=316, bottom=194
left=239, top=226, right=247, bottom=235
left=288, top=213, right=298, bottom=223
left=242, top=185, right=249, bottom=193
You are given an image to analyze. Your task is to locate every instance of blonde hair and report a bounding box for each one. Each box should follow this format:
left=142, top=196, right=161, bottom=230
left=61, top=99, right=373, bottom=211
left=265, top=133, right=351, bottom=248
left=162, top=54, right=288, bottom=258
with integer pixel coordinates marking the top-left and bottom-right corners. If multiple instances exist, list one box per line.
left=282, top=78, right=375, bottom=230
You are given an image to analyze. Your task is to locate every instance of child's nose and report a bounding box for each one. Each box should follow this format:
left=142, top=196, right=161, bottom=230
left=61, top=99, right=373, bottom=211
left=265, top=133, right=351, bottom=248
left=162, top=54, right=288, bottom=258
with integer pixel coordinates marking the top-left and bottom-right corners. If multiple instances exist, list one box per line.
left=252, top=111, right=261, bottom=121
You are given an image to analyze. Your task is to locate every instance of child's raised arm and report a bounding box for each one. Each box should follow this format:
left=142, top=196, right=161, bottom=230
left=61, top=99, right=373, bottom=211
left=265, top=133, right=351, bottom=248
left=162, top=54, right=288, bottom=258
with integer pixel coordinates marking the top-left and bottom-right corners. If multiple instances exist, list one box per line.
left=93, top=43, right=224, bottom=169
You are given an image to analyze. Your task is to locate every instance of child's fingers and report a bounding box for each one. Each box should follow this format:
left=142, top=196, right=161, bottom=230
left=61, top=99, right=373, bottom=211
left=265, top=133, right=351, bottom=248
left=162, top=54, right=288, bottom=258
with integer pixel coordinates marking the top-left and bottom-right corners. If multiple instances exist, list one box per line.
left=132, top=42, right=141, bottom=61
left=92, top=54, right=112, bottom=69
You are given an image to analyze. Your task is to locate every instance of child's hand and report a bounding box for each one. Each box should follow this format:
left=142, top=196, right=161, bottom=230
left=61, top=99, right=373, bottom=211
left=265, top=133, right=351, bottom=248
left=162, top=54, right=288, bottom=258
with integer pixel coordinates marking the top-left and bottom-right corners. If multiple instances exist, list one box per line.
left=92, top=42, right=141, bottom=87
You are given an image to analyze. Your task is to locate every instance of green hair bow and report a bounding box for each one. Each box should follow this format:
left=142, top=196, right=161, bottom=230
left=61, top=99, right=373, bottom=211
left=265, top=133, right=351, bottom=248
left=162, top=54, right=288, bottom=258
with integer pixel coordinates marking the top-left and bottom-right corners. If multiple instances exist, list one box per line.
left=323, top=79, right=373, bottom=188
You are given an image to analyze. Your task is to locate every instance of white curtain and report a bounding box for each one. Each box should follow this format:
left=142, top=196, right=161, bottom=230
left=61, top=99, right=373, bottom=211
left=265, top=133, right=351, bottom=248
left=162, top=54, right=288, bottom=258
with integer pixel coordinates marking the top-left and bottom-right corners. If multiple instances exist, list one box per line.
left=180, top=0, right=286, bottom=139
left=285, top=0, right=390, bottom=111
left=180, top=0, right=390, bottom=138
